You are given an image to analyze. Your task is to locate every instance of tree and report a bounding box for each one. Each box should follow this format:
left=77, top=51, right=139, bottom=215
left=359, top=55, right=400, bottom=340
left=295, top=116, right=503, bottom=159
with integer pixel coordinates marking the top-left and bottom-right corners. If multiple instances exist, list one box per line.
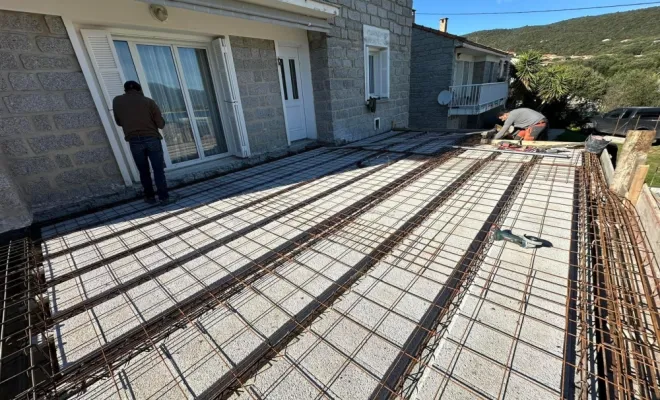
left=537, top=65, right=570, bottom=104
left=513, top=51, right=542, bottom=91
left=509, top=52, right=608, bottom=126
left=562, top=63, right=607, bottom=103
left=602, top=70, right=660, bottom=110
left=510, top=51, right=569, bottom=108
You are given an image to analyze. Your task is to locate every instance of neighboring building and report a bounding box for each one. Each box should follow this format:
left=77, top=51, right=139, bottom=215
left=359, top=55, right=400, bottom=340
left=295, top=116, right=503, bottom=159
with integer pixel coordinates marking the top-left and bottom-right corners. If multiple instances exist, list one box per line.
left=409, top=23, right=511, bottom=130
left=0, top=0, right=413, bottom=230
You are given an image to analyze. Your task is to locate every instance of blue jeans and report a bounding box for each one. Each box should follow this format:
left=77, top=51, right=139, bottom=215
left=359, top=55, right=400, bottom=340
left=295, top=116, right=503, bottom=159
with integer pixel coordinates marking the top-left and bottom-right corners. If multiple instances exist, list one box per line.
left=128, top=136, right=168, bottom=200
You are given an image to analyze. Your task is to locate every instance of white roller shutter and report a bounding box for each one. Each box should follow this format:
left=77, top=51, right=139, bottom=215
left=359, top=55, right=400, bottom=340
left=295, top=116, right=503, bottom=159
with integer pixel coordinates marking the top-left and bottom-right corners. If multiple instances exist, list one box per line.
left=81, top=29, right=126, bottom=111
left=211, top=37, right=251, bottom=158
left=80, top=29, right=139, bottom=180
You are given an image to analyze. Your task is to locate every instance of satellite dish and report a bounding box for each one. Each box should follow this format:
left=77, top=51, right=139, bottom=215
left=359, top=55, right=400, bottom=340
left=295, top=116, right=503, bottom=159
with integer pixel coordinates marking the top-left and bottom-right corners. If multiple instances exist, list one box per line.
left=437, top=90, right=452, bottom=105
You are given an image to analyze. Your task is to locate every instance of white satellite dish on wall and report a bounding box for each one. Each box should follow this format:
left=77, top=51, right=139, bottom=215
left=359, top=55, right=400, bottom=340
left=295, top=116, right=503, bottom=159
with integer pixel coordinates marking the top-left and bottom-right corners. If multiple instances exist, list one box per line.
left=437, top=90, right=453, bottom=105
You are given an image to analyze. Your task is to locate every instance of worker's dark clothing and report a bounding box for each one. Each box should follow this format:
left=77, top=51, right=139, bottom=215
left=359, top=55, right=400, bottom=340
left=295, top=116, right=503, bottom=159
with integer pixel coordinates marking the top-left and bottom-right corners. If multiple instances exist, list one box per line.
left=113, top=91, right=169, bottom=201
left=128, top=137, right=168, bottom=200
left=112, top=91, right=165, bottom=140
left=495, top=108, right=548, bottom=140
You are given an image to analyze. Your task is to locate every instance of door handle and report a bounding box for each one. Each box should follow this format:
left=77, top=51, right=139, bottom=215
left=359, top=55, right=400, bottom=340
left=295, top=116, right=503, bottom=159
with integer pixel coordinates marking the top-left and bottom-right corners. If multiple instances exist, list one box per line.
left=224, top=100, right=238, bottom=104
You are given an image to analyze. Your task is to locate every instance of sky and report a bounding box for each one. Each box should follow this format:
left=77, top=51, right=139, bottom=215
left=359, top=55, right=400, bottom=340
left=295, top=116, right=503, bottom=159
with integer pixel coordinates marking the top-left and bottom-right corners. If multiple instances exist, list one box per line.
left=412, top=0, right=660, bottom=35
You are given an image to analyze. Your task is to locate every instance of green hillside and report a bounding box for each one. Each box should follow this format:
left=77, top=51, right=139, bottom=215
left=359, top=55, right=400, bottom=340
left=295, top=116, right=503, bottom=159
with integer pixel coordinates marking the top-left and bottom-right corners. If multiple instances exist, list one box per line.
left=465, top=6, right=660, bottom=56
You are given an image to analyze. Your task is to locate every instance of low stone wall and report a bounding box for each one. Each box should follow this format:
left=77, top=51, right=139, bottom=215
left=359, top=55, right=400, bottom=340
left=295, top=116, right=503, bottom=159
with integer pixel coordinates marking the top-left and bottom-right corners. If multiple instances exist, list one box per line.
left=0, top=10, right=127, bottom=224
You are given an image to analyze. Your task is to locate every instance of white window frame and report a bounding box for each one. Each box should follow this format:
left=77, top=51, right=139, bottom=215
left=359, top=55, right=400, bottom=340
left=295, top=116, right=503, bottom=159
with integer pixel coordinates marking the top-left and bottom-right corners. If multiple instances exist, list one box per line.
left=112, top=35, right=231, bottom=170
left=453, top=60, right=474, bottom=86
left=363, top=25, right=390, bottom=100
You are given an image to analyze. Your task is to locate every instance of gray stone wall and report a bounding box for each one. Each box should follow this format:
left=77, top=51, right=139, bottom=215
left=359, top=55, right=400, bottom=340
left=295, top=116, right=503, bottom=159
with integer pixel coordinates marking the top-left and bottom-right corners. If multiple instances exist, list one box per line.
left=408, top=27, right=456, bottom=130
left=230, top=36, right=288, bottom=155
left=0, top=10, right=125, bottom=218
left=308, top=0, right=413, bottom=144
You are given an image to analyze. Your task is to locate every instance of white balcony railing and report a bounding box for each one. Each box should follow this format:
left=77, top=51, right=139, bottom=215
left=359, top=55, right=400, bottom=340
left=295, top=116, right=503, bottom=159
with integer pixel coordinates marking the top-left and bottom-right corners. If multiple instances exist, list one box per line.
left=448, top=82, right=508, bottom=115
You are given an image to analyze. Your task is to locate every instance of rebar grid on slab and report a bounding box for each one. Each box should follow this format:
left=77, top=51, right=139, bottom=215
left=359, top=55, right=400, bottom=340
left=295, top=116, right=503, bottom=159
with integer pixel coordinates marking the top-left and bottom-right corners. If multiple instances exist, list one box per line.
left=27, top=147, right=469, bottom=398
left=0, top=238, right=55, bottom=400
left=3, top=133, right=657, bottom=400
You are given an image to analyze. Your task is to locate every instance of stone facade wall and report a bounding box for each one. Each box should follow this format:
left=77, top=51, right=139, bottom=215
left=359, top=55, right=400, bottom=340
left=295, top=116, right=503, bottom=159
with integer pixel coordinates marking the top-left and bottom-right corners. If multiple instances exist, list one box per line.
left=230, top=36, right=288, bottom=155
left=0, top=10, right=125, bottom=219
left=408, top=27, right=456, bottom=130
left=308, top=0, right=413, bottom=144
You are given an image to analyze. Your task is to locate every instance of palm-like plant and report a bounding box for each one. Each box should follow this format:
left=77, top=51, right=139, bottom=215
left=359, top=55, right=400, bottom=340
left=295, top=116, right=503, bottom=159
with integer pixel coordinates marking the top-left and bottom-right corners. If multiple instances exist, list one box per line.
left=537, top=65, right=570, bottom=104
left=514, top=51, right=543, bottom=91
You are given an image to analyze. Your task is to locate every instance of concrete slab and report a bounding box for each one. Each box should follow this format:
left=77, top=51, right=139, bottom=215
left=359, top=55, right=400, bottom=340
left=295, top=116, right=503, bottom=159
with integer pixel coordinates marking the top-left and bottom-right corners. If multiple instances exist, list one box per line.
left=39, top=142, right=583, bottom=399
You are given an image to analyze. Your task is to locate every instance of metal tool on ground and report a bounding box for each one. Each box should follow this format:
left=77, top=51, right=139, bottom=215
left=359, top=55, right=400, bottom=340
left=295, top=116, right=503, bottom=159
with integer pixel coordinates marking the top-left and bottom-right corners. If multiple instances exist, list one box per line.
left=451, top=145, right=572, bottom=158
left=492, top=228, right=544, bottom=249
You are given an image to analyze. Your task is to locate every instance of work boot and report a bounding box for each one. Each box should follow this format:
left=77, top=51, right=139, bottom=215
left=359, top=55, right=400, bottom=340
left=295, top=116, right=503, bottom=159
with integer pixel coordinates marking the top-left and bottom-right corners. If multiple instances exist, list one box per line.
left=159, top=194, right=179, bottom=207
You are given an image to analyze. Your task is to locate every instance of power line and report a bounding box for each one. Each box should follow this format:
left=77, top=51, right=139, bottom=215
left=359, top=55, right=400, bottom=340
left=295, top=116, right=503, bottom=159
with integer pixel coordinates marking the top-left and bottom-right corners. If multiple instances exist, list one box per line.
left=415, top=1, right=660, bottom=16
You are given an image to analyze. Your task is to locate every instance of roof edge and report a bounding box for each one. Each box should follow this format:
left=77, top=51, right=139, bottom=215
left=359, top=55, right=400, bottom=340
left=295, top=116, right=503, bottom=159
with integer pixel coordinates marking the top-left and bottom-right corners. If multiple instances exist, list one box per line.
left=412, top=23, right=509, bottom=56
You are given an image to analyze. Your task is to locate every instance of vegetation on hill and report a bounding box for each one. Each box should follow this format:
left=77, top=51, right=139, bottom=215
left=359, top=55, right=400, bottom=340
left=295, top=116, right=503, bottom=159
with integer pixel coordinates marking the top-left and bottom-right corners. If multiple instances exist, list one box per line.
left=465, top=6, right=660, bottom=56
left=467, top=7, right=660, bottom=126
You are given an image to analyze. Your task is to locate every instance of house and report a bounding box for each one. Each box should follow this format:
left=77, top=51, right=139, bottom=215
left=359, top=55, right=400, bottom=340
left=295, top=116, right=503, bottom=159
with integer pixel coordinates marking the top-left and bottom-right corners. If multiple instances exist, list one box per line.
left=0, top=0, right=414, bottom=232
left=409, top=22, right=511, bottom=131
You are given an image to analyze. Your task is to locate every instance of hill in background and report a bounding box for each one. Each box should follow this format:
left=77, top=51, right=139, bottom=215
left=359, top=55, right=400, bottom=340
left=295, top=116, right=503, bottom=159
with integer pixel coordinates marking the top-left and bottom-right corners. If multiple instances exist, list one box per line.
left=465, top=6, right=660, bottom=56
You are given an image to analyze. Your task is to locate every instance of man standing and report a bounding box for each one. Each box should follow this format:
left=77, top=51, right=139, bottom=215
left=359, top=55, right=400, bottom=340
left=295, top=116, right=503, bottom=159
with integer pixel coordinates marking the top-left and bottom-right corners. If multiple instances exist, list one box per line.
left=494, top=108, right=548, bottom=141
left=113, top=81, right=174, bottom=205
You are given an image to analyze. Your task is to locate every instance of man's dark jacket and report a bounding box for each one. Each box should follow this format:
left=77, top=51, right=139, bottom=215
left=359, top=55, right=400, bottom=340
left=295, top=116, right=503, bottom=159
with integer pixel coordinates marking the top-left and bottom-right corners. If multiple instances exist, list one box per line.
left=112, top=91, right=165, bottom=140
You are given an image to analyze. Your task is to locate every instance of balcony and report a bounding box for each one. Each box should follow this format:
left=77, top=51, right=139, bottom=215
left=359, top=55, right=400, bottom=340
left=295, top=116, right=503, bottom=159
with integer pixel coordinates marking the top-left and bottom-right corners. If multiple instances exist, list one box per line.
left=448, top=82, right=508, bottom=116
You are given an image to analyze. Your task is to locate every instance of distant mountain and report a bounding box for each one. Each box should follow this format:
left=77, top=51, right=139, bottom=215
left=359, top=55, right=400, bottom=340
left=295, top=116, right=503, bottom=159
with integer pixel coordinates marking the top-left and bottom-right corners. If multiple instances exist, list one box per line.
left=465, top=6, right=660, bottom=56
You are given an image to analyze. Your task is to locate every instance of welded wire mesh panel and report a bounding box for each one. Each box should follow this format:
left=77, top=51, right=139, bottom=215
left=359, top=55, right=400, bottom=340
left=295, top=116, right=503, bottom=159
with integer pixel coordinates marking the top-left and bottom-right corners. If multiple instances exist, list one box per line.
left=0, top=237, right=55, bottom=400
left=2, top=132, right=659, bottom=400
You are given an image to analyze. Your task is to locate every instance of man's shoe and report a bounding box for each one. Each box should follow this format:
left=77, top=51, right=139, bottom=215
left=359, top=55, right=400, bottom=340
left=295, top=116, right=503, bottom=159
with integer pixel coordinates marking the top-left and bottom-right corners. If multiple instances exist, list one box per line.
left=159, top=194, right=178, bottom=206
left=144, top=197, right=158, bottom=205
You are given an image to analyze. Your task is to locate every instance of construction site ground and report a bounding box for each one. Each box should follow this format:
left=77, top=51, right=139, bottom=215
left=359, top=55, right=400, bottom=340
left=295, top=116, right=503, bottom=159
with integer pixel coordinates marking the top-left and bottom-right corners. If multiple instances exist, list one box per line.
left=6, top=130, right=657, bottom=400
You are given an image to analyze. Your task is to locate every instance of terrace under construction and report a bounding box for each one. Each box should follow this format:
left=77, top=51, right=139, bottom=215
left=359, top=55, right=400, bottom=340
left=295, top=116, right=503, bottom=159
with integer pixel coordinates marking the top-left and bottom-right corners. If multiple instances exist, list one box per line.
left=1, top=130, right=659, bottom=400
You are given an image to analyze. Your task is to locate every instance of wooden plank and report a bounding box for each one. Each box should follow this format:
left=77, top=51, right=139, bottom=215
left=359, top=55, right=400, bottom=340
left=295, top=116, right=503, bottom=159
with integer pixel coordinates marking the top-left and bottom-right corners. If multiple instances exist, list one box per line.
left=610, top=130, right=656, bottom=197
left=626, top=165, right=650, bottom=205
left=600, top=149, right=615, bottom=185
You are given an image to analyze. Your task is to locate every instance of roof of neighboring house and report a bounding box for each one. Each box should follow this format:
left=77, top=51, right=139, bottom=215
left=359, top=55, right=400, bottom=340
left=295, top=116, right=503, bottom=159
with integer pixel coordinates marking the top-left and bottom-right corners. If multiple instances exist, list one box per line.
left=413, top=23, right=510, bottom=57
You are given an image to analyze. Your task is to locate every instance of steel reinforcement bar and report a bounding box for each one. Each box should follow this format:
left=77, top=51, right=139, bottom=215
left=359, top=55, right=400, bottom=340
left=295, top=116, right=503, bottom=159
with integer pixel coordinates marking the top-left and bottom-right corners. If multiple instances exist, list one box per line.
left=44, top=149, right=386, bottom=288
left=41, top=130, right=422, bottom=247
left=195, top=153, right=499, bottom=400
left=38, top=146, right=343, bottom=241
left=0, top=238, right=55, bottom=400
left=42, top=148, right=360, bottom=260
left=579, top=152, right=660, bottom=399
left=47, top=152, right=397, bottom=325
left=370, top=155, right=542, bottom=400
left=34, top=149, right=464, bottom=399
left=560, top=167, right=582, bottom=400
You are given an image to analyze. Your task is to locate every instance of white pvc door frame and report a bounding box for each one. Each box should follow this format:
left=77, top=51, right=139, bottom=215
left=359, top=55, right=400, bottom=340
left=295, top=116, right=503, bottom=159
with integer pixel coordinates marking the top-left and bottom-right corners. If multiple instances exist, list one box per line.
left=276, top=45, right=307, bottom=143
left=113, top=36, right=232, bottom=169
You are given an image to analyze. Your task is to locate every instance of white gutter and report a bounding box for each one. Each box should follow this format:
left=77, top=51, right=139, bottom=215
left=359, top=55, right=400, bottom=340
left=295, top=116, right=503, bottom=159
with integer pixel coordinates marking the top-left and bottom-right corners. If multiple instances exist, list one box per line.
left=242, top=0, right=339, bottom=18
left=138, top=0, right=335, bottom=32
left=458, top=42, right=510, bottom=59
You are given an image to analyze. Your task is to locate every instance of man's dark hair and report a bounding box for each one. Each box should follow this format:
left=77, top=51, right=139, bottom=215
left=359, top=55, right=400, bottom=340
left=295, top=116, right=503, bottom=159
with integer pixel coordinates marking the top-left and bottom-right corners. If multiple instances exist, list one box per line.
left=124, top=81, right=142, bottom=92
left=498, top=109, right=510, bottom=117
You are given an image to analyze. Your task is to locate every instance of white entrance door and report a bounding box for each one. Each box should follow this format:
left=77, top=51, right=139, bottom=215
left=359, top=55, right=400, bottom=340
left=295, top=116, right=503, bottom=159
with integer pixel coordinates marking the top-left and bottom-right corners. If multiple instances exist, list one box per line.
left=278, top=46, right=307, bottom=142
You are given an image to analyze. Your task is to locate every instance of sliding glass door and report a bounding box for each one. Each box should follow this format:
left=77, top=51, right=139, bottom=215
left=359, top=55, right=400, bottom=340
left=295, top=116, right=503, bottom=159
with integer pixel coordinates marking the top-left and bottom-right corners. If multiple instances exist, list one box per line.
left=113, top=39, right=228, bottom=166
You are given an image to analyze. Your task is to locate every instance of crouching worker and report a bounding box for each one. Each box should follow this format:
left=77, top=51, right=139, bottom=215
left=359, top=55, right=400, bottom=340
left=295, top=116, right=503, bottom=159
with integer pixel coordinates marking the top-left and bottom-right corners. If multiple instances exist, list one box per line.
left=494, top=108, right=548, bottom=141
left=113, top=81, right=176, bottom=206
